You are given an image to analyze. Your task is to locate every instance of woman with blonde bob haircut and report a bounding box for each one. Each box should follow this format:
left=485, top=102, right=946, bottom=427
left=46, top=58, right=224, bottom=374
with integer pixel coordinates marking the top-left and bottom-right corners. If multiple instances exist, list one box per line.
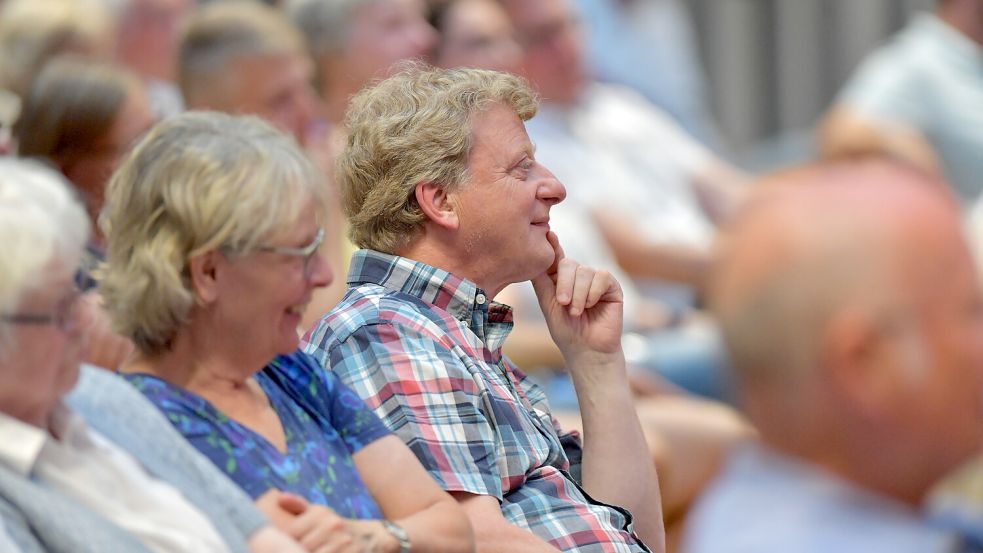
left=101, top=112, right=472, bottom=552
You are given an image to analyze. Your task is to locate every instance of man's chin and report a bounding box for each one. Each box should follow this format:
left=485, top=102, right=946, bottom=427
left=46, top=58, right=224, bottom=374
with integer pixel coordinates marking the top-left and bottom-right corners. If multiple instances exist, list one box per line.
left=526, top=248, right=557, bottom=279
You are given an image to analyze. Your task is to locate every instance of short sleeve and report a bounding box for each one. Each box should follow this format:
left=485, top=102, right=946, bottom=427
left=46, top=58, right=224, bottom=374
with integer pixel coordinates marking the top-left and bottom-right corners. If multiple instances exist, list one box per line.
left=326, top=322, right=504, bottom=500
left=281, top=352, right=392, bottom=455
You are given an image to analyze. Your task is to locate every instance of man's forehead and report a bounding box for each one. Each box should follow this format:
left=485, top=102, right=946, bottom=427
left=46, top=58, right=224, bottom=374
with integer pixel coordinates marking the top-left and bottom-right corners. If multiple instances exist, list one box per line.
left=470, top=104, right=532, bottom=151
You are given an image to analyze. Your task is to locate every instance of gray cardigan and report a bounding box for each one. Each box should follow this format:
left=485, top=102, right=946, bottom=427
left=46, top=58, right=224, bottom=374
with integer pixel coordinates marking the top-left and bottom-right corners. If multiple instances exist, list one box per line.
left=0, top=365, right=267, bottom=553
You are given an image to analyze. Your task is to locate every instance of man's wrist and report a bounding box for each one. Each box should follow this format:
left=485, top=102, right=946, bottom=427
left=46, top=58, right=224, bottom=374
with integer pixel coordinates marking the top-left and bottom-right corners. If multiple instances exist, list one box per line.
left=564, top=348, right=626, bottom=373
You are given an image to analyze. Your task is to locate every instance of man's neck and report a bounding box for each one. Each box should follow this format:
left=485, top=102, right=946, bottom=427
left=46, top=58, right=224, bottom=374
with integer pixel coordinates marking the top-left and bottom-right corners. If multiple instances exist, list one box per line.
left=396, top=239, right=504, bottom=299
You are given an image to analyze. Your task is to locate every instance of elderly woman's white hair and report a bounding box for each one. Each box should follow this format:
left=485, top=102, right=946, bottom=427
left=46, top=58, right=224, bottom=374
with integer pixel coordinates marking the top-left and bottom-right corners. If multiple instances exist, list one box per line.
left=99, top=111, right=327, bottom=355
left=0, top=158, right=89, bottom=349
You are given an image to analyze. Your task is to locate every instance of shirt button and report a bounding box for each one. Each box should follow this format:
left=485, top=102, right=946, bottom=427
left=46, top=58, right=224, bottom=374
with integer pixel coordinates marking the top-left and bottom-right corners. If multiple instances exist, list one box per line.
left=475, top=293, right=486, bottom=305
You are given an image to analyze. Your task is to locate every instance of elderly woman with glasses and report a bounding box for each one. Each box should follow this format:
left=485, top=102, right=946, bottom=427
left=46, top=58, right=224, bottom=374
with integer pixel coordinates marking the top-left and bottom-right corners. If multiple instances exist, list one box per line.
left=100, top=112, right=472, bottom=553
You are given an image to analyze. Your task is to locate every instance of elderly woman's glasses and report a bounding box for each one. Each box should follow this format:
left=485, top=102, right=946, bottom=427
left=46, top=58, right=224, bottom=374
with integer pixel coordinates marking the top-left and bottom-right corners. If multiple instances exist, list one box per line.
left=259, top=228, right=325, bottom=279
left=0, top=288, right=82, bottom=333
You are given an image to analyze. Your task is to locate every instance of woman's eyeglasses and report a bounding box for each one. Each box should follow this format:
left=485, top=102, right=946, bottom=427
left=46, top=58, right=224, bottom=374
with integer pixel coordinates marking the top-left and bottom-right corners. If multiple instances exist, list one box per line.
left=1, top=288, right=82, bottom=333
left=258, top=227, right=325, bottom=279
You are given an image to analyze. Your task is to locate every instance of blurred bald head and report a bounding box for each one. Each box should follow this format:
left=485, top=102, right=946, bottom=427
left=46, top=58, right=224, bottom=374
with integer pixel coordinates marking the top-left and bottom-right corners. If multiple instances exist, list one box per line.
left=710, top=160, right=983, bottom=504
left=712, top=162, right=952, bottom=388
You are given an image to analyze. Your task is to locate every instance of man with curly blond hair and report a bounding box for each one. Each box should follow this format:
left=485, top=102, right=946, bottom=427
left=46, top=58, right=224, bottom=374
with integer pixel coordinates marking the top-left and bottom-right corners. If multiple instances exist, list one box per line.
left=304, top=65, right=664, bottom=553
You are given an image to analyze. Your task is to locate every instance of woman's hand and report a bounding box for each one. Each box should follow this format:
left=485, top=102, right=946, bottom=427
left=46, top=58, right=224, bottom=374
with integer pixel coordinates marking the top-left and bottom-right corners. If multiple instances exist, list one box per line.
left=256, top=490, right=399, bottom=553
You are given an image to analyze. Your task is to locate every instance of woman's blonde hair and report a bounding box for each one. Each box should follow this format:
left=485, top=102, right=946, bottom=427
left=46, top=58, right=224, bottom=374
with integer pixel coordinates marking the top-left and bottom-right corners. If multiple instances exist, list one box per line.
left=339, top=64, right=537, bottom=253
left=99, top=111, right=326, bottom=355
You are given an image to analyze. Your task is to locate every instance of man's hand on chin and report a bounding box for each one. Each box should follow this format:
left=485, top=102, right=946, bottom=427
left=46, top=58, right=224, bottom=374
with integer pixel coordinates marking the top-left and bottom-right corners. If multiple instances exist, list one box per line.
left=531, top=231, right=625, bottom=367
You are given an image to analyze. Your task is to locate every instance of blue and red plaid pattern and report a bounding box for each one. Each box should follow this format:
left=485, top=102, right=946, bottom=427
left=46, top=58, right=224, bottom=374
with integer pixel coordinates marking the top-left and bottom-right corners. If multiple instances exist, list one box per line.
left=303, top=250, right=648, bottom=552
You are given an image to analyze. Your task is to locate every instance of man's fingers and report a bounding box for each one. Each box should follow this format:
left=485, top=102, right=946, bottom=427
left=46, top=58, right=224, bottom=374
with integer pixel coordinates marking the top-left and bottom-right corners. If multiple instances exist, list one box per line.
left=554, top=258, right=579, bottom=305
left=584, top=269, right=613, bottom=310
left=532, top=231, right=565, bottom=304
left=545, top=230, right=565, bottom=277
left=568, top=265, right=595, bottom=316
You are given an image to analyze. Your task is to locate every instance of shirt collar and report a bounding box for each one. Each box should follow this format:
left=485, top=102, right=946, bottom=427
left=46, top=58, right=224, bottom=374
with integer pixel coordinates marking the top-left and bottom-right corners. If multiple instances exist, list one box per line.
left=347, top=250, right=514, bottom=338
left=0, top=403, right=96, bottom=477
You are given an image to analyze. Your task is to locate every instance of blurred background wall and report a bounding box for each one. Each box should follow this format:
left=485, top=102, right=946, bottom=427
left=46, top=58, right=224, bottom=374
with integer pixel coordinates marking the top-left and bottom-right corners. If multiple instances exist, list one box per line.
left=687, top=0, right=936, bottom=168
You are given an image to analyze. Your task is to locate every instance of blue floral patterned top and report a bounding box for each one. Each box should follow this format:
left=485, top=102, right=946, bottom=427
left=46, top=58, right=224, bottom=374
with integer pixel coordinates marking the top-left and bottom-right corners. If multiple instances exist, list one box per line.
left=124, top=351, right=390, bottom=519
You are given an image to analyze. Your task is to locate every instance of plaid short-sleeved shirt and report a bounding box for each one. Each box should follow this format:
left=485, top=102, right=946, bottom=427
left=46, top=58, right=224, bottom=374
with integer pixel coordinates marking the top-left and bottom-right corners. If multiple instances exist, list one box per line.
left=303, top=250, right=648, bottom=552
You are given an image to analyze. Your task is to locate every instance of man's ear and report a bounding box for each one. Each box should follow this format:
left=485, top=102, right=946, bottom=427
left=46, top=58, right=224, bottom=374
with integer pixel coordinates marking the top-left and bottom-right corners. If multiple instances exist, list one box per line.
left=415, top=181, right=459, bottom=230
left=188, top=250, right=223, bottom=305
left=822, top=308, right=900, bottom=421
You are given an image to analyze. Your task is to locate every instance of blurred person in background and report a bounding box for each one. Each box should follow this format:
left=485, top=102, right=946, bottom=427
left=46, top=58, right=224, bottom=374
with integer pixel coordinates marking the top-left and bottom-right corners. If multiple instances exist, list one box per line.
left=499, top=0, right=747, bottom=312
left=821, top=0, right=983, bottom=205
left=16, top=58, right=155, bottom=258
left=179, top=1, right=318, bottom=152
left=112, top=0, right=193, bottom=118
left=428, top=0, right=522, bottom=73
left=574, top=0, right=721, bottom=148
left=496, top=0, right=748, bottom=411
left=284, top=0, right=438, bottom=322
left=0, top=157, right=303, bottom=553
left=684, top=161, right=983, bottom=553
left=179, top=0, right=349, bottom=326
left=0, top=0, right=114, bottom=101
left=0, top=0, right=115, bottom=151
left=286, top=0, right=437, bottom=128
left=101, top=112, right=472, bottom=553
left=14, top=57, right=155, bottom=371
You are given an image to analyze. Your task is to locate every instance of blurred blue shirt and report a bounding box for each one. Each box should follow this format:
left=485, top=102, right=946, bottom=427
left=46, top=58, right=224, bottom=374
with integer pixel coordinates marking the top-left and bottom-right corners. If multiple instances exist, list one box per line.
left=682, top=443, right=963, bottom=553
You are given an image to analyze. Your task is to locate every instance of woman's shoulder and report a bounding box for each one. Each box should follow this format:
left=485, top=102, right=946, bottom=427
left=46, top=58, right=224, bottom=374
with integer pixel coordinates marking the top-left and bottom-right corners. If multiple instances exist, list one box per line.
left=261, top=351, right=344, bottom=407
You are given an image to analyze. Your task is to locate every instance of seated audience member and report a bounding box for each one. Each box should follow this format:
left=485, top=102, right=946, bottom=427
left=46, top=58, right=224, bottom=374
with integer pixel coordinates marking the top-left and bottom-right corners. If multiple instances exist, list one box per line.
left=178, top=1, right=318, bottom=150
left=573, top=0, right=720, bottom=147
left=0, top=158, right=301, bottom=553
left=0, top=0, right=114, bottom=101
left=429, top=4, right=748, bottom=543
left=179, top=0, right=346, bottom=325
left=114, top=0, right=193, bottom=118
left=286, top=0, right=437, bottom=127
left=683, top=161, right=983, bottom=552
left=820, top=0, right=983, bottom=204
left=0, top=0, right=115, bottom=147
left=304, top=65, right=664, bottom=552
left=15, top=57, right=153, bottom=370
left=428, top=0, right=523, bottom=73
left=500, top=0, right=747, bottom=306
left=100, top=112, right=472, bottom=553
left=16, top=58, right=155, bottom=266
